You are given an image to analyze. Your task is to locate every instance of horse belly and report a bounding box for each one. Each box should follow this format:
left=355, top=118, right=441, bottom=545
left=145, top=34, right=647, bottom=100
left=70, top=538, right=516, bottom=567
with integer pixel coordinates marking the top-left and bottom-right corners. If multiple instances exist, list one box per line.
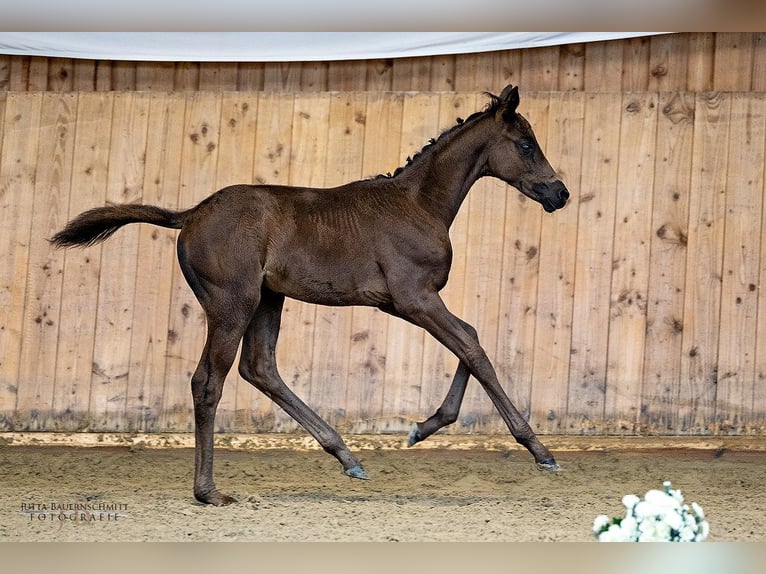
left=264, top=259, right=391, bottom=308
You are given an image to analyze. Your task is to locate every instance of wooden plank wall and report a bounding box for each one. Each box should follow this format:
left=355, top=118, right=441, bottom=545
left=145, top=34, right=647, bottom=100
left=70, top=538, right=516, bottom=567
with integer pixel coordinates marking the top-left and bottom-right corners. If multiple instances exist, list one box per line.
left=1, top=32, right=765, bottom=437
left=1, top=33, right=766, bottom=94
left=2, top=88, right=766, bottom=437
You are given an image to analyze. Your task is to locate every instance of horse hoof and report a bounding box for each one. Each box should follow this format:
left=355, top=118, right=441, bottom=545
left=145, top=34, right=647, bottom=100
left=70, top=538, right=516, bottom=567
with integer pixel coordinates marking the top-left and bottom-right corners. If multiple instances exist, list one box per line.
left=195, top=490, right=238, bottom=506
left=407, top=428, right=422, bottom=447
left=345, top=465, right=369, bottom=480
left=536, top=458, right=560, bottom=472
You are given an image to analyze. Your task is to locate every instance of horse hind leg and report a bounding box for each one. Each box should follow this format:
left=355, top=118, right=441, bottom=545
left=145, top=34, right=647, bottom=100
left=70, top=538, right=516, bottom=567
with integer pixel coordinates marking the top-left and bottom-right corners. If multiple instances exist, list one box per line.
left=238, top=290, right=368, bottom=479
left=408, top=361, right=469, bottom=447
left=191, top=313, right=251, bottom=506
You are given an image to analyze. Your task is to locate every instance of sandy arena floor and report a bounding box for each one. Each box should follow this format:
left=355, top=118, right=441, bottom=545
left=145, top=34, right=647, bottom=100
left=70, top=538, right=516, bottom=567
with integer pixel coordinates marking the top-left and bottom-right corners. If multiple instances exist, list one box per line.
left=1, top=436, right=764, bottom=542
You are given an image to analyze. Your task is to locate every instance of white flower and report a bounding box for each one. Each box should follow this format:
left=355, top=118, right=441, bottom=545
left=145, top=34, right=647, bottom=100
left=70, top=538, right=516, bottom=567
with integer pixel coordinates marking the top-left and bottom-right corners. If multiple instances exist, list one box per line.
left=644, top=488, right=681, bottom=511
left=593, top=481, right=709, bottom=543
left=622, top=494, right=640, bottom=510
left=593, top=514, right=610, bottom=534
left=638, top=520, right=668, bottom=542
left=634, top=500, right=661, bottom=520
left=678, top=525, right=697, bottom=542
left=696, top=520, right=710, bottom=541
left=620, top=516, right=639, bottom=539
left=599, top=522, right=635, bottom=542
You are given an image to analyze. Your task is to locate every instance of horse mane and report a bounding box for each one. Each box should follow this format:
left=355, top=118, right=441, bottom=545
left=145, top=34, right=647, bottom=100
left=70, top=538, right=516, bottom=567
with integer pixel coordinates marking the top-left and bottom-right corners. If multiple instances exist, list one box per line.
left=374, top=91, right=504, bottom=180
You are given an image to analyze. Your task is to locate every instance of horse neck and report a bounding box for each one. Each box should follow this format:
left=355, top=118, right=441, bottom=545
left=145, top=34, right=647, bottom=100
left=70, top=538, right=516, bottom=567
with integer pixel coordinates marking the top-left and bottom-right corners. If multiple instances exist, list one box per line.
left=403, top=114, right=494, bottom=227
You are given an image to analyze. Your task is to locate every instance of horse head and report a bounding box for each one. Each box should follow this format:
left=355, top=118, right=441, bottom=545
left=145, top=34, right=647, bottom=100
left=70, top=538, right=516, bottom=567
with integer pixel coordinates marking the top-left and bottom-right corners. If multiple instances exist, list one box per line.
left=484, top=85, right=569, bottom=213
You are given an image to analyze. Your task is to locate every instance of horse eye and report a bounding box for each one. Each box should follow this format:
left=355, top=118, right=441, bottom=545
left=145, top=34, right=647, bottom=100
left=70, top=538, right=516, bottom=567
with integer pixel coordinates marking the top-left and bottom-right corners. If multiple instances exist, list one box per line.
left=518, top=140, right=534, bottom=156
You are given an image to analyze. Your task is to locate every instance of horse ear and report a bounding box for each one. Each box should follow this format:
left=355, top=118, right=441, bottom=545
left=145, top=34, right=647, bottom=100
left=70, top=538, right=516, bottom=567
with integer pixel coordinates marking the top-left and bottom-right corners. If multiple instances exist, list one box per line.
left=497, top=85, right=520, bottom=124
left=499, top=85, right=518, bottom=104
left=506, top=85, right=520, bottom=111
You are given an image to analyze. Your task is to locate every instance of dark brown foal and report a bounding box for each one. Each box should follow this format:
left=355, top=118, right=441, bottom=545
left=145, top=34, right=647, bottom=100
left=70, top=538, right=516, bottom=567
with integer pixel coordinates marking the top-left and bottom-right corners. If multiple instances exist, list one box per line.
left=52, top=85, right=568, bottom=505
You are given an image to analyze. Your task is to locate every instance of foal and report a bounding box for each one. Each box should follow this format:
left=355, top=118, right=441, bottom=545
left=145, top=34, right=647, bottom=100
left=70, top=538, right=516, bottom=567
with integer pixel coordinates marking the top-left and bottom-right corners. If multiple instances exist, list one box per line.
left=52, top=85, right=568, bottom=505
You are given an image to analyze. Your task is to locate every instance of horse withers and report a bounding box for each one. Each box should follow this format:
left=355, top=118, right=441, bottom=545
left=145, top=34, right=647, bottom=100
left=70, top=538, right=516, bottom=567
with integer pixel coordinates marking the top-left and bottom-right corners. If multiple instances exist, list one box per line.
left=52, top=85, right=568, bottom=506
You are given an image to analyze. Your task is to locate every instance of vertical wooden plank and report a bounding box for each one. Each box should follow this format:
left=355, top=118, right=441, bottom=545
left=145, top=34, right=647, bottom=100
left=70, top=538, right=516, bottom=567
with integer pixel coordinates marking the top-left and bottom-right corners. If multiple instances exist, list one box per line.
left=713, top=33, right=755, bottom=91
left=326, top=61, right=369, bottom=91
left=755, top=99, right=766, bottom=430
left=686, top=32, right=715, bottom=92
left=199, top=63, right=239, bottom=91
left=679, top=92, right=730, bottom=433
left=454, top=53, right=499, bottom=93
left=622, top=37, right=651, bottom=91
left=111, top=61, right=137, bottom=90
left=94, top=61, right=112, bottom=92
left=213, top=92, right=260, bottom=431
left=529, top=92, right=584, bottom=433
left=125, top=93, right=187, bottom=432
left=583, top=40, right=624, bottom=92
left=47, top=58, right=75, bottom=92
left=604, top=93, right=658, bottom=431
left=173, top=62, right=200, bottom=91
left=253, top=93, right=297, bottom=431
left=0, top=93, right=42, bottom=428
left=716, top=93, right=765, bottom=433
left=380, top=92, right=438, bottom=430
left=497, top=50, right=523, bottom=89
left=751, top=33, right=766, bottom=91
left=566, top=93, right=622, bottom=434
left=162, top=93, right=222, bottom=431
left=27, top=57, right=49, bottom=91
left=345, top=92, right=403, bottom=432
left=419, top=92, right=475, bottom=434
left=89, top=92, right=150, bottom=432
left=53, top=92, right=114, bottom=431
left=642, top=92, right=695, bottom=433
left=648, top=34, right=689, bottom=92
left=72, top=60, right=97, bottom=91
left=275, top=93, right=329, bottom=431
left=493, top=92, right=546, bottom=431
left=299, top=62, right=329, bottom=91
left=252, top=93, right=294, bottom=187
left=135, top=62, right=176, bottom=91
left=365, top=59, right=393, bottom=92
left=428, top=54, right=456, bottom=91
left=307, top=92, right=366, bottom=428
left=16, top=93, right=76, bottom=429
left=391, top=58, right=432, bottom=91
left=558, top=43, right=586, bottom=91
left=237, top=63, right=265, bottom=91
left=8, top=57, right=30, bottom=91
left=263, top=63, right=303, bottom=92
left=0, top=57, right=10, bottom=90
left=520, top=46, right=559, bottom=91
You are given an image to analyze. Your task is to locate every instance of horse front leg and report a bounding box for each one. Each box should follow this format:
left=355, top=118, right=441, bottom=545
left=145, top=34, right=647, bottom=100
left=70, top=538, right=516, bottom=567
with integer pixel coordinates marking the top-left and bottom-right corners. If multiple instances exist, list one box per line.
left=392, top=290, right=558, bottom=471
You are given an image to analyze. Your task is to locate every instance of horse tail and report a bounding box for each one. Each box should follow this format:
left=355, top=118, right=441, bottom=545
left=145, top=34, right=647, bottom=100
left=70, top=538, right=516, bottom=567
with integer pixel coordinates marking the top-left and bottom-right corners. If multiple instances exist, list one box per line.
left=50, top=203, right=192, bottom=248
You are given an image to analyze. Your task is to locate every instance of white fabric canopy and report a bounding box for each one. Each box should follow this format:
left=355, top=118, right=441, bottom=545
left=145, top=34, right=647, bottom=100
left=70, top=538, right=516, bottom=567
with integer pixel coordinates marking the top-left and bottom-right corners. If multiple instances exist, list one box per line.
left=0, top=32, right=661, bottom=63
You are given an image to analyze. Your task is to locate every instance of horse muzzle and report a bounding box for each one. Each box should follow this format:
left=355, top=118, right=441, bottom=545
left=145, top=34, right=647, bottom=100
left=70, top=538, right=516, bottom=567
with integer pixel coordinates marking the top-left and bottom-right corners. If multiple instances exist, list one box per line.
left=533, top=180, right=569, bottom=213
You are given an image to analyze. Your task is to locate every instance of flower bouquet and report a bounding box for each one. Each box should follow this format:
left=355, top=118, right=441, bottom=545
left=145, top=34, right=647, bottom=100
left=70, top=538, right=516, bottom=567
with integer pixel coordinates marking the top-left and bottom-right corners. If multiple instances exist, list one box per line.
left=593, top=481, right=709, bottom=542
